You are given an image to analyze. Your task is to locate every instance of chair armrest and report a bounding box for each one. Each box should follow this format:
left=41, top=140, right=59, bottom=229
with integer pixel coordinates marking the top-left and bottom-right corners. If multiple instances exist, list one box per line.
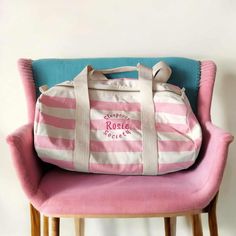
left=6, top=123, right=43, bottom=199
left=193, top=121, right=234, bottom=195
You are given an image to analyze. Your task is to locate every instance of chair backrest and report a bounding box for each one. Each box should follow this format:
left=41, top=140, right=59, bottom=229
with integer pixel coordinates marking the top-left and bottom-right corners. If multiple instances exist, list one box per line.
left=18, top=57, right=216, bottom=125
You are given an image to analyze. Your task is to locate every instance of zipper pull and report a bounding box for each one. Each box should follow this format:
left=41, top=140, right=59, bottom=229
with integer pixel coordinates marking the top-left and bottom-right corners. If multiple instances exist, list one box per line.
left=39, top=85, right=49, bottom=94
left=181, top=87, right=186, bottom=99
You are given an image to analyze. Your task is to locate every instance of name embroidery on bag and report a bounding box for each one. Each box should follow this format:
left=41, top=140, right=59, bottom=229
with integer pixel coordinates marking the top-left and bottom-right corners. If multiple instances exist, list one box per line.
left=103, top=113, right=132, bottom=139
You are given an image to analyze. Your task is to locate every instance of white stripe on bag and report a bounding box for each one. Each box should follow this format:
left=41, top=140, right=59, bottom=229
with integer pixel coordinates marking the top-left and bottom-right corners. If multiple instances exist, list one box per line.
left=156, top=113, right=186, bottom=124
left=38, top=103, right=75, bottom=119
left=90, top=152, right=142, bottom=165
left=159, top=151, right=196, bottom=163
left=36, top=148, right=73, bottom=161
left=36, top=123, right=74, bottom=139
left=90, top=108, right=140, bottom=120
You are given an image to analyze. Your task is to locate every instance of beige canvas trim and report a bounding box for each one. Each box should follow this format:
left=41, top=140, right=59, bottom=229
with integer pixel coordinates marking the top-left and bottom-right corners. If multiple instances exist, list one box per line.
left=73, top=66, right=91, bottom=172
left=90, top=61, right=171, bottom=82
left=138, top=64, right=158, bottom=175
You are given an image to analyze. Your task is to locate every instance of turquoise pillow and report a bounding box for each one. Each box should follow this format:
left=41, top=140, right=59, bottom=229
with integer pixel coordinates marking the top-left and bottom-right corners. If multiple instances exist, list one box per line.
left=32, top=57, right=200, bottom=114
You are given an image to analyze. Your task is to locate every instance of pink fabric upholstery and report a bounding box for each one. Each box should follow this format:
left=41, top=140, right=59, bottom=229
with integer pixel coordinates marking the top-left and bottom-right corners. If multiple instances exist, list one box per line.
left=6, top=124, right=45, bottom=206
left=18, top=59, right=36, bottom=122
left=6, top=59, right=234, bottom=216
left=7, top=121, right=233, bottom=216
left=197, top=61, right=216, bottom=124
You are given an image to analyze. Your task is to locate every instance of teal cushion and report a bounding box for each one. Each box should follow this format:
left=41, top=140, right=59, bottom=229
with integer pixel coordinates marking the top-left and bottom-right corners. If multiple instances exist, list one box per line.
left=32, top=57, right=200, bottom=114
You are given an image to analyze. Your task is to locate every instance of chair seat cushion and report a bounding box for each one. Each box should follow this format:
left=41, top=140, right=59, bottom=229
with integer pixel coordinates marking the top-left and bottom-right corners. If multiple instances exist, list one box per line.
left=33, top=167, right=215, bottom=216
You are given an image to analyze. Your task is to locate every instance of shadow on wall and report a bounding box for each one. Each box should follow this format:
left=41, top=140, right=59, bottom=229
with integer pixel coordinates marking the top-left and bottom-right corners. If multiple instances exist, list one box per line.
left=214, top=64, right=236, bottom=233
left=95, top=217, right=163, bottom=236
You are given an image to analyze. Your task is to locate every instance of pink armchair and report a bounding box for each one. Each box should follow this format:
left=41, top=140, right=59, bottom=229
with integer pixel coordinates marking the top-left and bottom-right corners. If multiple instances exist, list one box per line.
left=7, top=59, right=233, bottom=236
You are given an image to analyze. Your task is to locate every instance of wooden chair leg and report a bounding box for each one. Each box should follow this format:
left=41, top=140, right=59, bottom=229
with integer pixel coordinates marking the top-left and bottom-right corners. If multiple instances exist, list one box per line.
left=74, top=218, right=85, bottom=236
left=30, top=204, right=40, bottom=236
left=51, top=217, right=60, bottom=236
left=164, top=217, right=176, bottom=236
left=43, top=216, right=49, bottom=236
left=208, top=195, right=219, bottom=236
left=192, top=214, right=203, bottom=236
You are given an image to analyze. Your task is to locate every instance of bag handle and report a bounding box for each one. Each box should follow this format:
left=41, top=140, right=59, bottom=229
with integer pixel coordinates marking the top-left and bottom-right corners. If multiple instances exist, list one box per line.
left=88, top=61, right=171, bottom=83
left=138, top=64, right=159, bottom=175
left=73, top=63, right=159, bottom=175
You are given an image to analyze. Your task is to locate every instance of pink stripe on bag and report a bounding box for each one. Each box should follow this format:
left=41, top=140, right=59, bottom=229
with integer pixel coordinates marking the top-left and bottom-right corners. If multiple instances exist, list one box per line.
left=154, top=103, right=187, bottom=115
left=158, top=140, right=195, bottom=152
left=89, top=163, right=143, bottom=174
left=37, top=111, right=76, bottom=129
left=90, top=119, right=141, bottom=130
left=40, top=156, right=75, bottom=170
left=90, top=100, right=140, bottom=112
left=91, top=120, right=190, bottom=132
left=158, top=161, right=194, bottom=174
left=156, top=123, right=189, bottom=133
left=188, top=111, right=199, bottom=130
left=90, top=140, right=142, bottom=152
left=35, top=135, right=74, bottom=150
left=34, top=106, right=40, bottom=123
left=40, top=95, right=76, bottom=109
left=194, top=138, right=202, bottom=149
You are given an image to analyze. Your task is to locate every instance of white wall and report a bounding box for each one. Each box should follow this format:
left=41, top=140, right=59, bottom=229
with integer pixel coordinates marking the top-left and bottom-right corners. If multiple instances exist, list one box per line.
left=1, top=0, right=236, bottom=235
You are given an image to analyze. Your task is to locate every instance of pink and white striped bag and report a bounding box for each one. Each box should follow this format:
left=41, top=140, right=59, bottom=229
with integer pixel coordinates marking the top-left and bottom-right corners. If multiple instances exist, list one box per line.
left=34, top=62, right=202, bottom=175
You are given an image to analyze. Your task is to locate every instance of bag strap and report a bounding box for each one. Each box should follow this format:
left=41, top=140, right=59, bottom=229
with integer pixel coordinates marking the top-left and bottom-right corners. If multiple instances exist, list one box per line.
left=152, top=61, right=172, bottom=83
left=73, top=66, right=91, bottom=172
left=73, top=63, right=159, bottom=175
left=138, top=64, right=158, bottom=175
left=89, top=61, right=171, bottom=83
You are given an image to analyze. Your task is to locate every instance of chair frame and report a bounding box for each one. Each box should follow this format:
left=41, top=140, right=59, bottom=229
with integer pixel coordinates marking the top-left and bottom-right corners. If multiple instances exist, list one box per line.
left=8, top=58, right=233, bottom=236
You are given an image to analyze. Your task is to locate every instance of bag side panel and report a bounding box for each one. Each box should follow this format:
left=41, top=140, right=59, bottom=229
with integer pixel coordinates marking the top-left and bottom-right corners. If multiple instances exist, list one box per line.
left=155, top=91, right=202, bottom=174
left=34, top=87, right=76, bottom=171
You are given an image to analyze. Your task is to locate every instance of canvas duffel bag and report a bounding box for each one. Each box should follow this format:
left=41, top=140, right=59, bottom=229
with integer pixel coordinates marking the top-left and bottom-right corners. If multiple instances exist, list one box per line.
left=34, top=62, right=202, bottom=175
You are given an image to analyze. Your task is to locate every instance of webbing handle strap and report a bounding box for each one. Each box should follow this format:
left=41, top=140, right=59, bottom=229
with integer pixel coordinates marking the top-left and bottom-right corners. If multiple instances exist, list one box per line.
left=73, top=66, right=91, bottom=172
left=138, top=64, right=158, bottom=175
left=91, top=61, right=171, bottom=83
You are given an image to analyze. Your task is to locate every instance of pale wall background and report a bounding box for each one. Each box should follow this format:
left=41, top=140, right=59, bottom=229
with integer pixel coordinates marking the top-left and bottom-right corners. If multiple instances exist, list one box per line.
left=1, top=0, right=236, bottom=235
